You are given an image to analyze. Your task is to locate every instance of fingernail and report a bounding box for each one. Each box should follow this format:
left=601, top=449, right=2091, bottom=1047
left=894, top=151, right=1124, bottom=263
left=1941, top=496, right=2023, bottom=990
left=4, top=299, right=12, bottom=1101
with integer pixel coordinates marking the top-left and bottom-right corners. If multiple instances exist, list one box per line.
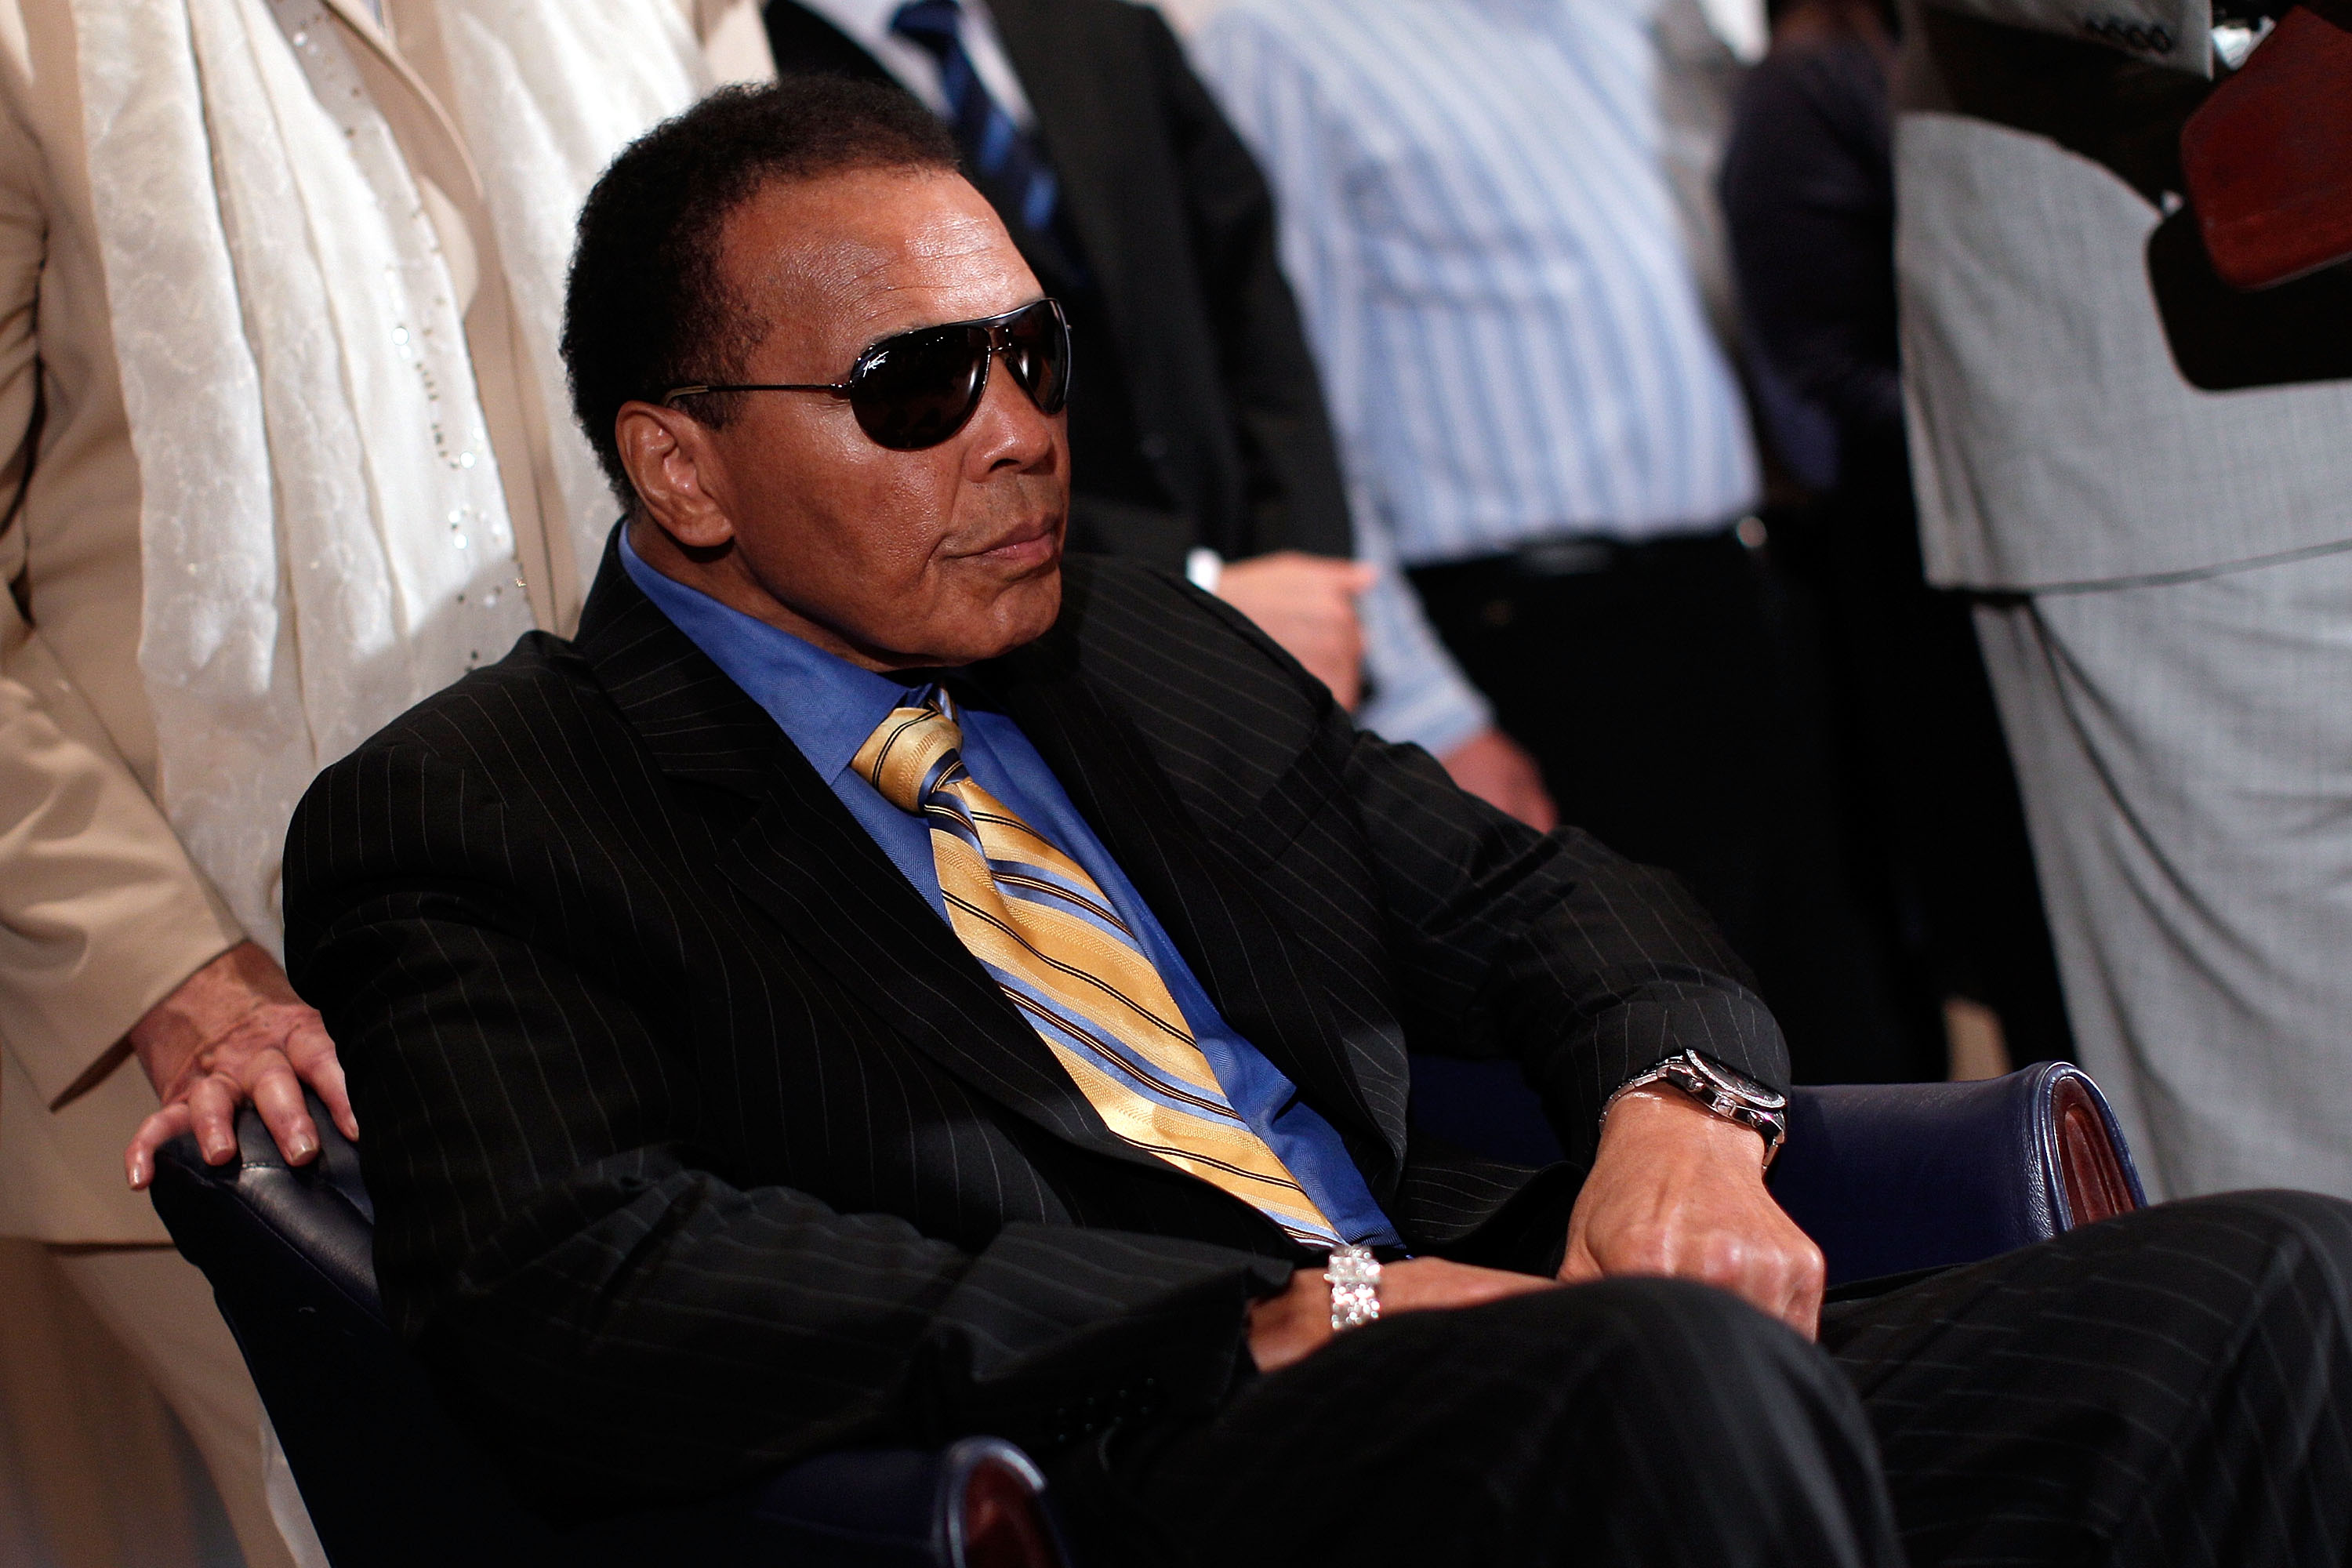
left=289, top=1136, right=316, bottom=1161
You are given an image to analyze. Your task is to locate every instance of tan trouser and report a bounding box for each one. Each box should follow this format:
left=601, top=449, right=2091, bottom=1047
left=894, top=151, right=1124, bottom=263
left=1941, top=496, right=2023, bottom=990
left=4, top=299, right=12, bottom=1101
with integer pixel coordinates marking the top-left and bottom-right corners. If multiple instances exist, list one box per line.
left=0, top=1239, right=321, bottom=1568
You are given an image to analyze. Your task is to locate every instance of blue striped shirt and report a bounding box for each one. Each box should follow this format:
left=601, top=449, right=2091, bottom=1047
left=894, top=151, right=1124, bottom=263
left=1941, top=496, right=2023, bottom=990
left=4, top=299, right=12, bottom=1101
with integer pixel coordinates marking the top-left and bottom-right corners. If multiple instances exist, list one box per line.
left=1193, top=0, right=1760, bottom=564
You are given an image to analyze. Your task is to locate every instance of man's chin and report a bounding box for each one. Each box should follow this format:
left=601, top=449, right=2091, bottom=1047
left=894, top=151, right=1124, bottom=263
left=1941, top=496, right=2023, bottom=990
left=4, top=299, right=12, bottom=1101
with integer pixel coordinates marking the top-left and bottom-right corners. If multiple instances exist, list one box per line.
left=975, top=566, right=1063, bottom=655
left=884, top=566, right=1062, bottom=669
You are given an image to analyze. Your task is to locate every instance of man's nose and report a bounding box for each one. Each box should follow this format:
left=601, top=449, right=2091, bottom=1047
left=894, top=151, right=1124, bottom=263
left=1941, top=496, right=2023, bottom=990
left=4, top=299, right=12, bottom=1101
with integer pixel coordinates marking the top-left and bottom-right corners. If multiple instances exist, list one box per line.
left=963, top=350, right=1063, bottom=471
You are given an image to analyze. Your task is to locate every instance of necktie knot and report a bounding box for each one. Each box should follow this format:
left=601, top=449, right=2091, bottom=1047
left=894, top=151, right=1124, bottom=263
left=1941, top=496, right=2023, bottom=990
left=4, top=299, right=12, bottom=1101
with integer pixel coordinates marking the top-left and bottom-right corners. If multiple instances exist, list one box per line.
left=884, top=0, right=1061, bottom=234
left=855, top=693, right=965, bottom=815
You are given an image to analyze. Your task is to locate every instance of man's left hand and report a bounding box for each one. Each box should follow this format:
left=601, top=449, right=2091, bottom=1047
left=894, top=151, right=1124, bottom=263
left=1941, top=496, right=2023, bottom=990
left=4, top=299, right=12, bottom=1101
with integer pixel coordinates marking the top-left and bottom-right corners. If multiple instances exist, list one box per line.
left=1559, top=1086, right=1824, bottom=1338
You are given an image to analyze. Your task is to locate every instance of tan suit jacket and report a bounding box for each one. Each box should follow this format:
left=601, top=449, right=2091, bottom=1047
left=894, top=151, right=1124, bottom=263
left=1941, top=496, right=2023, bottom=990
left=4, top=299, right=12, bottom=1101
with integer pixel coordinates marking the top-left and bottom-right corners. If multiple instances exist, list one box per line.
left=0, top=0, right=772, bottom=1243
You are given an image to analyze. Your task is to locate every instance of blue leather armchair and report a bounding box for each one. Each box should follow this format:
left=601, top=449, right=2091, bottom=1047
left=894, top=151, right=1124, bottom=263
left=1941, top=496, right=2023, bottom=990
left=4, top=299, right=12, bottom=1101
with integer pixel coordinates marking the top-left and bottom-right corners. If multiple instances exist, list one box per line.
left=1404, top=1056, right=2146, bottom=1287
left=151, top=1062, right=2143, bottom=1568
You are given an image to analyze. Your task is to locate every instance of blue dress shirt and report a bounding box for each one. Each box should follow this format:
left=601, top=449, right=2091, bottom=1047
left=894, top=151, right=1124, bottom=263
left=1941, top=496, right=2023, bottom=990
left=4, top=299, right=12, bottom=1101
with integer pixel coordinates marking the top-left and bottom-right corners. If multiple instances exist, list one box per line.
left=620, top=532, right=1399, bottom=1247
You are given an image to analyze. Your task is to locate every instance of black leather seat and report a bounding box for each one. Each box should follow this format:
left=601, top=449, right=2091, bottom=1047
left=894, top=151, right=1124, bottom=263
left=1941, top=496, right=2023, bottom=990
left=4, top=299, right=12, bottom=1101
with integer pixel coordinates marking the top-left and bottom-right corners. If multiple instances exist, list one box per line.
left=150, top=1101, right=1066, bottom=1568
left=151, top=1062, right=2143, bottom=1566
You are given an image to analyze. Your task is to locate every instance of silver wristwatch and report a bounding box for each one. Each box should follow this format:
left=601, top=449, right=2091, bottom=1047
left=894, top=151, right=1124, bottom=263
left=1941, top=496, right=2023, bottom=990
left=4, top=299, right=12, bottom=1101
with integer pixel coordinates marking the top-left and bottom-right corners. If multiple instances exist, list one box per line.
left=1604, top=1051, right=1790, bottom=1167
left=1324, top=1243, right=1381, bottom=1333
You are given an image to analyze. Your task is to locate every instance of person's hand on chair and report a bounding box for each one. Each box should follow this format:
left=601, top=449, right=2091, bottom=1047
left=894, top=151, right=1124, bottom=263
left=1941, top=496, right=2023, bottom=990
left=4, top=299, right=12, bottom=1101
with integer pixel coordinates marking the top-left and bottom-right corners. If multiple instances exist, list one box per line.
left=124, top=940, right=356, bottom=1189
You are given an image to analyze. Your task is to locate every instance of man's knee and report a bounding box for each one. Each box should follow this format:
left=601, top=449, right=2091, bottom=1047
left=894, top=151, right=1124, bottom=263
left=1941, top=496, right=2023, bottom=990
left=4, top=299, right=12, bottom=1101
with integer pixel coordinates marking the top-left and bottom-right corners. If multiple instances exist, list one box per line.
left=2047, top=1190, right=2352, bottom=1381
left=2128, top=1189, right=2352, bottom=1275
left=2161, top=1189, right=2352, bottom=1306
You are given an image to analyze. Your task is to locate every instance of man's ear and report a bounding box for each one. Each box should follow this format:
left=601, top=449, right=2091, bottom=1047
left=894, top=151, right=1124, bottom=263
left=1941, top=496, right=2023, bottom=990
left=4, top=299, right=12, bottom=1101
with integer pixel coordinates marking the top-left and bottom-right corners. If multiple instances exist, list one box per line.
left=615, top=401, right=736, bottom=551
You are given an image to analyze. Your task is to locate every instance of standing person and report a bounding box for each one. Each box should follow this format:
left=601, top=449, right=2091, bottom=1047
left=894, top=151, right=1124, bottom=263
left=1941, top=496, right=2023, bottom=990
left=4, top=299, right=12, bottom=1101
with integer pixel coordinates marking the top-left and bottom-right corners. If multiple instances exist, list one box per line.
left=1891, top=0, right=2352, bottom=1198
left=1719, top=0, right=2072, bottom=1076
left=760, top=0, right=1555, bottom=822
left=1195, top=0, right=1911, bottom=1080
left=0, top=3, right=768, bottom=1563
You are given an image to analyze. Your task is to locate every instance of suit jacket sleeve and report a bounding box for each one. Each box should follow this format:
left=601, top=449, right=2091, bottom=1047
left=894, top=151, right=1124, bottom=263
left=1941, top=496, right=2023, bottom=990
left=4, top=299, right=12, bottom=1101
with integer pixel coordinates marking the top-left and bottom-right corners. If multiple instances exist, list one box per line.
left=1909, top=0, right=2209, bottom=74
left=1142, top=8, right=1352, bottom=561
left=1096, top=565, right=1789, bottom=1175
left=283, top=741, right=1290, bottom=1514
left=1344, top=722, right=1791, bottom=1169
left=0, top=75, right=242, bottom=1104
left=1146, top=572, right=1789, bottom=1169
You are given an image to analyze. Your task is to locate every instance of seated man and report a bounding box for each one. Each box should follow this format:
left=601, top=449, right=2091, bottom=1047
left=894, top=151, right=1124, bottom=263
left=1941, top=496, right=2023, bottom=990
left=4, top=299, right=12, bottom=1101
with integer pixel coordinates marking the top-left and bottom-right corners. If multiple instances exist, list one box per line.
left=281, top=79, right=2352, bottom=1567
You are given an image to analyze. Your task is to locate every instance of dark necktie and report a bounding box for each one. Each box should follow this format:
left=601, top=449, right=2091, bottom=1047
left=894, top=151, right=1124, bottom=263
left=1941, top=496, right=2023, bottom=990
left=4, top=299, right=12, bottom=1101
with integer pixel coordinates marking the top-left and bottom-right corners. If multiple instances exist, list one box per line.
left=888, top=0, right=1061, bottom=234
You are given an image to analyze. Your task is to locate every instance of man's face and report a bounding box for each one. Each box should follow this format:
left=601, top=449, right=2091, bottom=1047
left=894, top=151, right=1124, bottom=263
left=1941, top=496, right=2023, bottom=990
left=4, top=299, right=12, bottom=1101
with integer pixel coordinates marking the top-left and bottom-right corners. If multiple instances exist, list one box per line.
left=639, top=168, right=1067, bottom=669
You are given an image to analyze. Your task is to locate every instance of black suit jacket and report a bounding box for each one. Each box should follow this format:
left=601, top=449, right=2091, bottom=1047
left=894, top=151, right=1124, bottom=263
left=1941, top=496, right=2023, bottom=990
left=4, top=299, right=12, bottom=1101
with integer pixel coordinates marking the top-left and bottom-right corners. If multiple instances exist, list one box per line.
left=763, top=0, right=1351, bottom=568
left=282, top=543, right=1785, bottom=1518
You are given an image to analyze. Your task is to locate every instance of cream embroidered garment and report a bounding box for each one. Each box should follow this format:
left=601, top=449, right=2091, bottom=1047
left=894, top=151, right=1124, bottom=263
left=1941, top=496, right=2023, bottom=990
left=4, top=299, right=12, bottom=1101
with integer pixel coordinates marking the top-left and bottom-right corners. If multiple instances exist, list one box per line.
left=435, top=0, right=711, bottom=605
left=71, top=0, right=709, bottom=951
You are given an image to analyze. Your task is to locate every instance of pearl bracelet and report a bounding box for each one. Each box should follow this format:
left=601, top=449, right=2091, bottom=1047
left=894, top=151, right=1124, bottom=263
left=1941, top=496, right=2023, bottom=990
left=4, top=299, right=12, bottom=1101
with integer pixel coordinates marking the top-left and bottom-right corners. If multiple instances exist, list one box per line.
left=1325, top=1243, right=1382, bottom=1333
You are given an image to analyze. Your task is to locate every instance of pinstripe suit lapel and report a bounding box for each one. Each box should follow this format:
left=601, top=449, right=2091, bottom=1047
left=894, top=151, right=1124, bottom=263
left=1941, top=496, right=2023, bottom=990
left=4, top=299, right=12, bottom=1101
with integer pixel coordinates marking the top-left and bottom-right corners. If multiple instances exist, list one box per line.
left=975, top=629, right=1400, bottom=1184
left=720, top=785, right=1183, bottom=1172
left=576, top=563, right=1184, bottom=1178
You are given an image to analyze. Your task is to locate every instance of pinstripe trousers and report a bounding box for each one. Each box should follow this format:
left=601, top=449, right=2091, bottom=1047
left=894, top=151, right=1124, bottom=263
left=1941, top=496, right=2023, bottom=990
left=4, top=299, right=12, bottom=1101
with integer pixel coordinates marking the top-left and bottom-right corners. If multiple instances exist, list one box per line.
left=1055, top=1192, right=2352, bottom=1566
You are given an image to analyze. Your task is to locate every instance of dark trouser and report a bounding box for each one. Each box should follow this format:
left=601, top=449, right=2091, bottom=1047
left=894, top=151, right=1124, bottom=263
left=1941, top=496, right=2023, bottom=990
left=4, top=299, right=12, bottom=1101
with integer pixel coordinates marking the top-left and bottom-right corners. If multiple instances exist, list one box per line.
left=1055, top=1192, right=2352, bottom=1566
left=1407, top=531, right=1912, bottom=1082
left=1791, top=455, right=2073, bottom=1069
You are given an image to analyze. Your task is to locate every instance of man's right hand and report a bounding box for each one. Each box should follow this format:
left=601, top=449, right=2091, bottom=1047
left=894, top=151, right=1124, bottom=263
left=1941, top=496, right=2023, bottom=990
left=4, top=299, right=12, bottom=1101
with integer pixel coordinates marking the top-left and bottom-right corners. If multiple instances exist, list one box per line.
left=124, top=940, right=356, bottom=1190
left=1247, top=1256, right=1557, bottom=1373
left=1212, top=551, right=1378, bottom=710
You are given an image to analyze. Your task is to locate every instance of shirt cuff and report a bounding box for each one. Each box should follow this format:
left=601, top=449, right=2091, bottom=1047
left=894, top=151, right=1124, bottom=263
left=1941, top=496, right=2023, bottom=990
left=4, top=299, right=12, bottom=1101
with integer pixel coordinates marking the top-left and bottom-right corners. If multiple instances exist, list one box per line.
left=1358, top=666, right=1492, bottom=760
left=1185, top=547, right=1225, bottom=595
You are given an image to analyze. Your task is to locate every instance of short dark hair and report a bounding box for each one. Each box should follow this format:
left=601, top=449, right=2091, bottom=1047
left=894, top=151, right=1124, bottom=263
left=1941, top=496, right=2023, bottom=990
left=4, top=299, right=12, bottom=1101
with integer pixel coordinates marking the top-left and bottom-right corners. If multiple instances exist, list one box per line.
left=561, top=78, right=962, bottom=503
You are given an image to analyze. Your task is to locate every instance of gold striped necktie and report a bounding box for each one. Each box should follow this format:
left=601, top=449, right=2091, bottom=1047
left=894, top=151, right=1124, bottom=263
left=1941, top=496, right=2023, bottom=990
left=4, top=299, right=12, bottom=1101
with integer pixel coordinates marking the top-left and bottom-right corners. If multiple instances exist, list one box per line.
left=854, top=689, right=1344, bottom=1248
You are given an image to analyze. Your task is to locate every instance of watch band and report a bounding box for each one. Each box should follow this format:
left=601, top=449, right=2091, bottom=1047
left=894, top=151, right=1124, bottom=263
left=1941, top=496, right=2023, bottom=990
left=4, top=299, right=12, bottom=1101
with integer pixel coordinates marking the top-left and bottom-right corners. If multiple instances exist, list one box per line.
left=1604, top=1051, right=1790, bottom=1167
left=1325, top=1244, right=1381, bottom=1333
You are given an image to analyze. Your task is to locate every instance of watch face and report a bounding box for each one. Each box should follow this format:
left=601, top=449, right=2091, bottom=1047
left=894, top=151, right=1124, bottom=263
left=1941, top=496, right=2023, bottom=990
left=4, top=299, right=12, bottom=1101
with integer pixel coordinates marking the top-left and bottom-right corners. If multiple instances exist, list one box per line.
left=1687, top=1053, right=1789, bottom=1111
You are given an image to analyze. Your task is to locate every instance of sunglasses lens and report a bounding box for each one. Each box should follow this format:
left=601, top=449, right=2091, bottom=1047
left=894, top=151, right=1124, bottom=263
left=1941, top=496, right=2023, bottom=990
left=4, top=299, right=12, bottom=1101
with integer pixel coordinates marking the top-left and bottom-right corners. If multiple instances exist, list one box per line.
left=848, top=325, right=989, bottom=450
left=842, top=302, right=1070, bottom=449
left=1003, top=301, right=1071, bottom=416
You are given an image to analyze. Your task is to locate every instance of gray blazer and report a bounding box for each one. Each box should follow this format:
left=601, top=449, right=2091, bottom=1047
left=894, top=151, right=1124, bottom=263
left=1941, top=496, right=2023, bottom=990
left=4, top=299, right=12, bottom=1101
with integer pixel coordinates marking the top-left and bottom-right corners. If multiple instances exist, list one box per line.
left=1893, top=0, right=2352, bottom=591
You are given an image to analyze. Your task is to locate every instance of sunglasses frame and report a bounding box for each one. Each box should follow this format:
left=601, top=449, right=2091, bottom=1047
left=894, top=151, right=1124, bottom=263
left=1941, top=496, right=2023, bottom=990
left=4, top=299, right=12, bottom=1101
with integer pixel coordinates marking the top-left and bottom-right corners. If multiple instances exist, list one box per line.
left=661, top=298, right=1070, bottom=450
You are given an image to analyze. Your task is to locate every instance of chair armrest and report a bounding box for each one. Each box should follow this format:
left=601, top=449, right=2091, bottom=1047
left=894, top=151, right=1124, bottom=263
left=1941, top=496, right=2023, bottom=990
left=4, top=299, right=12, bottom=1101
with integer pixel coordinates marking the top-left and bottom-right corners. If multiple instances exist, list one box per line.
left=1766, top=1063, right=2145, bottom=1287
left=1406, top=1057, right=2147, bottom=1288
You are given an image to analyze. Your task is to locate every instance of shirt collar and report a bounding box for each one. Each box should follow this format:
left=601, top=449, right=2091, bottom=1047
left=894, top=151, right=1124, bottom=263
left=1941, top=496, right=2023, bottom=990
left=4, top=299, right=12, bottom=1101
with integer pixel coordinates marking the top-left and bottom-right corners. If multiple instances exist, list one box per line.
left=617, top=525, right=921, bottom=785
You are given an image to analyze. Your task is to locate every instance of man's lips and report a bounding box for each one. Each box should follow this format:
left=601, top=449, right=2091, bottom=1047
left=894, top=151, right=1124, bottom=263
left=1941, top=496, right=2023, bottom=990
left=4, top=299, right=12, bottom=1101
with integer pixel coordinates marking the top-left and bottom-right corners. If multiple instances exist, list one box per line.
left=967, top=519, right=1060, bottom=564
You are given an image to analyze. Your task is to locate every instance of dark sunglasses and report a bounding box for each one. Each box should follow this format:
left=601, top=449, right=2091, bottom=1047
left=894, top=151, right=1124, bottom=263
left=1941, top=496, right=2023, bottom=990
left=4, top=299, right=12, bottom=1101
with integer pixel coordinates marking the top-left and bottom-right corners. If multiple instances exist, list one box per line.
left=662, top=298, right=1071, bottom=451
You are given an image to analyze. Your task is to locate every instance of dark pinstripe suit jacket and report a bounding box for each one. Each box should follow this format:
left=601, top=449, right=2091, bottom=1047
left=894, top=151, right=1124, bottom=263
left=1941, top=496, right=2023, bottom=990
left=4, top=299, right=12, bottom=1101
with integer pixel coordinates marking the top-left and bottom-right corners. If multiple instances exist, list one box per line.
left=281, top=542, right=1787, bottom=1517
